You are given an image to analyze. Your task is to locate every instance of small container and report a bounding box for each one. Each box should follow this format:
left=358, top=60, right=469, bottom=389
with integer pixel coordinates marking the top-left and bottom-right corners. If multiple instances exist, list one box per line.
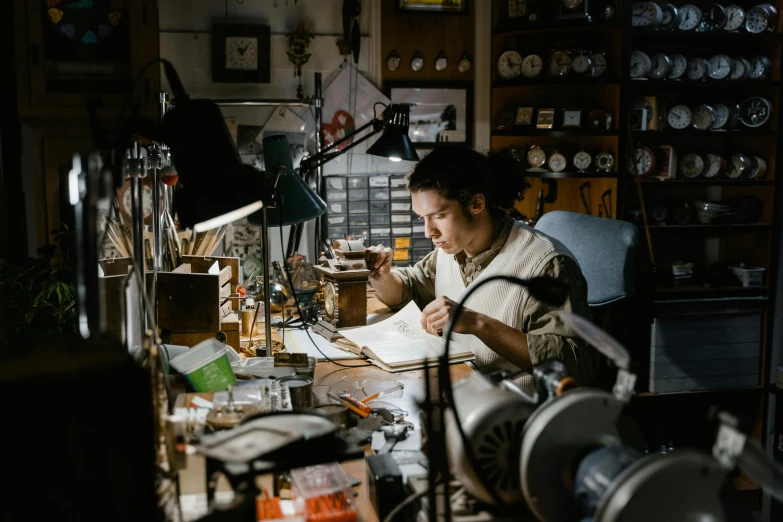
left=278, top=375, right=314, bottom=408
left=730, top=265, right=765, bottom=287
left=295, top=356, right=317, bottom=380
left=289, top=463, right=357, bottom=522
left=169, top=338, right=237, bottom=392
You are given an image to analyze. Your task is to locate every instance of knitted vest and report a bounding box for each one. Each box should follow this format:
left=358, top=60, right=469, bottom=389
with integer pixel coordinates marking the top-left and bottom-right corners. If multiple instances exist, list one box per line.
left=435, top=220, right=576, bottom=387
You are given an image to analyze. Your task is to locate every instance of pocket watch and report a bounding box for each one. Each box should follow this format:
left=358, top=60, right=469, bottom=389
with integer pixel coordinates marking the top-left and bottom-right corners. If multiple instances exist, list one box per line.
left=549, top=50, right=572, bottom=76
left=692, top=104, right=715, bottom=130
left=651, top=204, right=668, bottom=223
left=632, top=2, right=664, bottom=28
left=724, top=5, right=745, bottom=31
left=527, top=145, right=547, bottom=169
left=386, top=50, right=401, bottom=71
left=498, top=50, right=523, bottom=79
left=703, top=153, right=726, bottom=178
left=629, top=146, right=656, bottom=176
left=729, top=57, right=751, bottom=80
left=667, top=104, right=693, bottom=129
left=521, top=54, right=544, bottom=78
left=590, top=52, right=607, bottom=77
left=630, top=50, right=652, bottom=78
left=547, top=150, right=568, bottom=173
left=457, top=53, right=472, bottom=73
left=588, top=108, right=611, bottom=130
left=571, top=50, right=593, bottom=75
left=748, top=156, right=768, bottom=179
left=435, top=51, right=448, bottom=72
left=411, top=51, right=424, bottom=72
left=595, top=151, right=615, bottom=172
left=711, top=103, right=731, bottom=130
left=648, top=53, right=672, bottom=79
left=659, top=3, right=681, bottom=29
left=740, top=96, right=772, bottom=127
left=573, top=150, right=593, bottom=172
left=708, top=55, right=732, bottom=79
left=679, top=152, right=705, bottom=178
left=726, top=154, right=752, bottom=179
left=745, top=4, right=778, bottom=33
left=678, top=4, right=703, bottom=31
left=749, top=55, right=772, bottom=80
left=699, top=4, right=727, bottom=31
left=687, top=57, right=710, bottom=80
left=668, top=53, right=688, bottom=79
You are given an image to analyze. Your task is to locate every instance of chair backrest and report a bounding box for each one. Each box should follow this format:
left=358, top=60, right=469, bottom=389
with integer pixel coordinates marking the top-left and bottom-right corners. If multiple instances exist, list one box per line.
left=534, top=211, right=638, bottom=306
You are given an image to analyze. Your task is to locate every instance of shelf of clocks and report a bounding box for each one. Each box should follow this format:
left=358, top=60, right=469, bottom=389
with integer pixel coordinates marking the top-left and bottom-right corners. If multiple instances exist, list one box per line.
left=629, top=129, right=777, bottom=139
left=628, top=80, right=780, bottom=91
left=493, top=129, right=618, bottom=137
left=628, top=179, right=774, bottom=186
left=524, top=171, right=619, bottom=179
left=493, top=77, right=619, bottom=89
left=629, top=28, right=782, bottom=41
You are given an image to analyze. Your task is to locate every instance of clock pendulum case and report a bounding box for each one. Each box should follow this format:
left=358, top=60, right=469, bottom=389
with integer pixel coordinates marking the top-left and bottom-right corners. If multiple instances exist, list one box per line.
left=315, top=265, right=370, bottom=328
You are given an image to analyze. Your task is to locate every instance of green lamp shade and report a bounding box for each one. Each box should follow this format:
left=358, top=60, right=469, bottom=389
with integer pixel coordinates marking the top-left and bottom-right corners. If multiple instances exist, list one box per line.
left=366, top=104, right=420, bottom=162
left=248, top=134, right=326, bottom=227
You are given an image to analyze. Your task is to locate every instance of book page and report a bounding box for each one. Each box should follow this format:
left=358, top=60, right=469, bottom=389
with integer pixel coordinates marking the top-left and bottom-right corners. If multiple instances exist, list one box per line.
left=338, top=301, right=470, bottom=366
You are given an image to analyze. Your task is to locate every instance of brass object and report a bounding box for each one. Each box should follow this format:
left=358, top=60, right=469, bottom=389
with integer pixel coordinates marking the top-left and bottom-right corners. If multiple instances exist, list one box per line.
left=241, top=339, right=285, bottom=357
left=274, top=353, right=309, bottom=367
left=206, top=404, right=260, bottom=429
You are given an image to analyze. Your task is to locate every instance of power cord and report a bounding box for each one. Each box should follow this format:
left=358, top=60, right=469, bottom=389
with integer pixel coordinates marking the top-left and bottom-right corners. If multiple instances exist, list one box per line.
left=275, top=199, right=371, bottom=368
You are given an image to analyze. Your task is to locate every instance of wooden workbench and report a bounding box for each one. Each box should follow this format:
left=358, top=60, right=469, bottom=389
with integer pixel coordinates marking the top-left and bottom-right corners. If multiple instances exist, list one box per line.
left=177, top=291, right=474, bottom=521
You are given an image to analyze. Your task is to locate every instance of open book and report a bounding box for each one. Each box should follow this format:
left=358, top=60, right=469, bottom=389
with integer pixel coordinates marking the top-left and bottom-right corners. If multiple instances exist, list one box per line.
left=335, top=301, right=476, bottom=372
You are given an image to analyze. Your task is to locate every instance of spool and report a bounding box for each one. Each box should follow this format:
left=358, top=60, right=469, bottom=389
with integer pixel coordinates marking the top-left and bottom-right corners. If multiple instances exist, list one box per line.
left=277, top=375, right=314, bottom=409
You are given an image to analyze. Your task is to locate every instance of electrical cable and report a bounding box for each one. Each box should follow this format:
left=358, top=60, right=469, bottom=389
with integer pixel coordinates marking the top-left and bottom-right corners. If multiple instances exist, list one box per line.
left=382, top=484, right=434, bottom=522
left=275, top=199, right=371, bottom=368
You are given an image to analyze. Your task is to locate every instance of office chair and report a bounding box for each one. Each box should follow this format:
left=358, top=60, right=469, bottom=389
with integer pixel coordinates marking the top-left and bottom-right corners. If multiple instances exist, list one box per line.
left=534, top=210, right=638, bottom=387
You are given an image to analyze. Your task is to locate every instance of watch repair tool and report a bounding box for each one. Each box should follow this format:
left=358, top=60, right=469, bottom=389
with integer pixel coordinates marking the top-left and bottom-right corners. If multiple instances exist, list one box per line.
left=601, top=188, right=613, bottom=219
left=579, top=180, right=593, bottom=215
left=378, top=424, right=409, bottom=454
left=206, top=386, right=260, bottom=430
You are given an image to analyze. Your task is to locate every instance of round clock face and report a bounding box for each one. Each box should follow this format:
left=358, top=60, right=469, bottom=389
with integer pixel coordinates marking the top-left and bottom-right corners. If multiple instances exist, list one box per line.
left=549, top=51, right=572, bottom=76
left=498, top=50, right=523, bottom=79
left=411, top=53, right=424, bottom=72
left=435, top=53, right=448, bottom=72
left=574, top=151, right=592, bottom=171
left=730, top=57, right=749, bottom=80
left=563, top=0, right=583, bottom=8
left=527, top=146, right=547, bottom=168
left=660, top=4, right=681, bottom=29
left=548, top=152, right=567, bottom=172
left=692, top=104, right=715, bottom=130
left=632, top=2, right=664, bottom=27
left=458, top=57, right=472, bottom=73
left=700, top=4, right=727, bottom=31
left=750, top=56, right=771, bottom=80
left=323, top=282, right=336, bottom=316
left=649, top=53, right=671, bottom=79
left=726, top=154, right=750, bottom=178
left=119, top=182, right=154, bottom=222
left=589, top=109, right=610, bottom=129
left=712, top=104, right=731, bottom=129
left=668, top=53, right=688, bottom=79
left=596, top=151, right=615, bottom=171
left=708, top=55, right=732, bottom=79
left=668, top=104, right=693, bottom=129
left=687, top=57, right=710, bottom=80
left=387, top=53, right=401, bottom=71
left=521, top=54, right=543, bottom=78
left=590, top=53, right=607, bottom=77
left=724, top=5, right=746, bottom=31
left=226, top=37, right=258, bottom=71
left=679, top=153, right=705, bottom=178
left=630, top=50, right=652, bottom=78
left=678, top=4, right=703, bottom=31
left=746, top=5, right=776, bottom=33
left=242, top=257, right=263, bottom=281
left=704, top=153, right=725, bottom=178
left=749, top=156, right=767, bottom=179
left=572, top=55, right=593, bottom=75
left=629, top=147, right=655, bottom=176
left=740, top=97, right=772, bottom=127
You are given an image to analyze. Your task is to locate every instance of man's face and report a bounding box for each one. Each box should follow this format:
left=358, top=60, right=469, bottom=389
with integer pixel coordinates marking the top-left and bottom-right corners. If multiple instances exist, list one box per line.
left=411, top=189, right=478, bottom=255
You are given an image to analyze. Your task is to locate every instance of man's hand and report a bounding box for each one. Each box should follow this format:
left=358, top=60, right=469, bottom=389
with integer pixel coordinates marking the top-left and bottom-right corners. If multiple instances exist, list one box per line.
left=365, top=244, right=393, bottom=279
left=420, top=296, right=481, bottom=336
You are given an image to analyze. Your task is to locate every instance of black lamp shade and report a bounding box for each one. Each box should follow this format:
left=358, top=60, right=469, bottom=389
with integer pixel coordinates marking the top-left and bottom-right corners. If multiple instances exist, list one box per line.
left=366, top=104, right=420, bottom=162
left=161, top=99, right=265, bottom=231
left=248, top=134, right=326, bottom=227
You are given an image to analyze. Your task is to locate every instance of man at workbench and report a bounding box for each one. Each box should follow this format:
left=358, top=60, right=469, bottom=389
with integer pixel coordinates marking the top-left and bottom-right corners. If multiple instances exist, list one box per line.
left=365, top=146, right=598, bottom=389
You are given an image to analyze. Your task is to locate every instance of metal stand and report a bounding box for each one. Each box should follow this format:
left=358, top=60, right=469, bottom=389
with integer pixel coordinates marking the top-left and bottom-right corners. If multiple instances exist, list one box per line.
left=128, top=142, right=147, bottom=344
left=260, top=206, right=273, bottom=355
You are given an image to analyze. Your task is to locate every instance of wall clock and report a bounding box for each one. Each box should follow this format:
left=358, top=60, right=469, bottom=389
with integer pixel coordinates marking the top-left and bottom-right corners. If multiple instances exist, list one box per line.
left=212, top=23, right=271, bottom=83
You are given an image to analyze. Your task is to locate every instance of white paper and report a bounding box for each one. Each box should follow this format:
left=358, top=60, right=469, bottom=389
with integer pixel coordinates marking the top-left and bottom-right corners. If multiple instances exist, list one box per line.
left=208, top=261, right=220, bottom=275
left=263, top=106, right=306, bottom=133
left=285, top=328, right=361, bottom=361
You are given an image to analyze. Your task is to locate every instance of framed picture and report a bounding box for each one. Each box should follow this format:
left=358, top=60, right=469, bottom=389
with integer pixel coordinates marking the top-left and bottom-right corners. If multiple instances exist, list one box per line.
left=212, top=23, right=271, bottom=83
left=396, top=0, right=469, bottom=13
left=386, top=82, right=473, bottom=147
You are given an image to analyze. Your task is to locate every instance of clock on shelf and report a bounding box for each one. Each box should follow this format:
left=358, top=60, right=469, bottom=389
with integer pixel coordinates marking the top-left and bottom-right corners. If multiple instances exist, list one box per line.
left=212, top=23, right=271, bottom=83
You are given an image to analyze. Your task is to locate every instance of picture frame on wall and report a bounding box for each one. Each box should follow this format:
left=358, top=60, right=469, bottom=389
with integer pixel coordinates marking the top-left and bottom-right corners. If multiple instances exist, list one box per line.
left=396, top=0, right=469, bottom=13
left=386, top=82, right=473, bottom=148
